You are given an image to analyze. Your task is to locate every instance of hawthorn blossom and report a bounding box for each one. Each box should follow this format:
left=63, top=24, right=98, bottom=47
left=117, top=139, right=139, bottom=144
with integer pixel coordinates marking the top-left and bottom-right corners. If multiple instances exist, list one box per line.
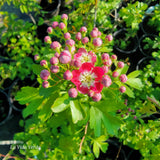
left=74, top=48, right=96, bottom=65
left=71, top=62, right=104, bottom=94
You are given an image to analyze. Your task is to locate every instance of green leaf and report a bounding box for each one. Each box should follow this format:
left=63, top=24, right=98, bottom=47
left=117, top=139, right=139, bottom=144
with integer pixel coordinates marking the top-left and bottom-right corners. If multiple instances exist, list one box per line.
left=90, top=106, right=102, bottom=137
left=155, top=74, right=160, bottom=84
left=125, top=78, right=143, bottom=90
left=70, top=99, right=84, bottom=124
left=15, top=87, right=39, bottom=104
left=98, top=47, right=112, bottom=52
left=127, top=70, right=141, bottom=78
left=32, top=64, right=44, bottom=75
left=23, top=98, right=44, bottom=118
left=51, top=93, right=70, bottom=113
left=93, top=135, right=108, bottom=158
left=116, top=64, right=129, bottom=75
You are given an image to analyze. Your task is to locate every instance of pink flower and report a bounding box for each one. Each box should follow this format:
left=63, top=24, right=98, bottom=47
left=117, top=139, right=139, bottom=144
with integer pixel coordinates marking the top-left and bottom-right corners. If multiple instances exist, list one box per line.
left=50, top=65, right=59, bottom=73
left=63, top=70, right=73, bottom=80
left=119, top=86, right=126, bottom=93
left=40, top=69, right=50, bottom=80
left=59, top=22, right=66, bottom=30
left=44, top=36, right=51, bottom=43
left=40, top=60, right=47, bottom=66
left=68, top=88, right=78, bottom=98
left=76, top=32, right=82, bottom=41
left=71, top=62, right=104, bottom=94
left=93, top=38, right=102, bottom=47
left=82, top=37, right=89, bottom=44
left=101, top=75, right=112, bottom=87
left=92, top=93, right=102, bottom=102
left=117, top=61, right=124, bottom=68
left=50, top=57, right=59, bottom=65
left=61, top=14, right=68, bottom=20
left=106, top=34, right=113, bottom=42
left=66, top=39, right=75, bottom=46
left=64, top=32, right=71, bottom=40
left=50, top=41, right=61, bottom=50
left=80, top=26, right=87, bottom=33
left=90, top=30, right=98, bottom=38
left=47, top=27, right=53, bottom=34
left=74, top=48, right=97, bottom=65
left=112, top=71, right=119, bottom=77
left=52, top=21, right=59, bottom=28
left=119, top=74, right=128, bottom=83
left=42, top=81, right=49, bottom=88
left=59, top=50, right=71, bottom=64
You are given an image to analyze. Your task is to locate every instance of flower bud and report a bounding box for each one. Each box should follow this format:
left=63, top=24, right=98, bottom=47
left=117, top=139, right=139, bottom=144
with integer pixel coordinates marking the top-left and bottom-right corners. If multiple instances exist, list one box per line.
left=112, top=71, right=119, bottom=78
left=66, top=39, right=75, bottom=47
left=92, top=93, right=102, bottom=102
left=34, top=54, right=40, bottom=61
left=50, top=41, right=61, bottom=50
left=93, top=38, right=102, bottom=47
left=82, top=37, right=89, bottom=44
left=105, top=34, right=113, bottom=42
left=68, top=88, right=78, bottom=98
left=59, top=22, right=66, bottom=30
left=119, top=74, right=128, bottom=83
left=40, top=60, right=47, bottom=67
left=90, top=30, right=98, bottom=38
left=42, top=81, right=49, bottom=88
left=76, top=32, right=82, bottom=41
left=47, top=27, right=53, bottom=34
left=63, top=70, right=73, bottom=80
left=40, top=69, right=50, bottom=80
left=103, top=59, right=112, bottom=66
left=111, top=54, right=117, bottom=60
left=50, top=57, right=59, bottom=65
left=59, top=50, right=71, bottom=64
left=119, top=86, right=126, bottom=93
left=55, top=52, right=60, bottom=58
left=52, top=21, right=59, bottom=28
left=88, top=90, right=94, bottom=97
left=101, top=53, right=110, bottom=61
left=50, top=65, right=59, bottom=73
left=44, top=36, right=51, bottom=44
left=80, top=26, right=87, bottom=33
left=64, top=32, right=71, bottom=40
left=101, top=66, right=109, bottom=74
left=102, top=75, right=112, bottom=87
left=74, top=59, right=82, bottom=68
left=118, top=61, right=124, bottom=68
left=61, top=14, right=68, bottom=20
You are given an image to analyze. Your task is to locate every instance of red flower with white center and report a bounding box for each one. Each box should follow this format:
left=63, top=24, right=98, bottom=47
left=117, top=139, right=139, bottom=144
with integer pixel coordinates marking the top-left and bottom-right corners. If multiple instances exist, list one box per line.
left=71, top=62, right=104, bottom=94
left=74, top=48, right=96, bottom=65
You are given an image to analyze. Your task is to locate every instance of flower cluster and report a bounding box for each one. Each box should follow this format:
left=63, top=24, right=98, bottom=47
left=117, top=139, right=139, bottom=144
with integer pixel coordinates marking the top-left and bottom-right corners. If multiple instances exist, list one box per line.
left=36, top=14, right=128, bottom=102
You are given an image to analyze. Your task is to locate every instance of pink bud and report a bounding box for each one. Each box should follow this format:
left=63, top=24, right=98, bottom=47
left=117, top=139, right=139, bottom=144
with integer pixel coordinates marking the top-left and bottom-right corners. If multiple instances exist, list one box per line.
left=66, top=39, right=75, bottom=46
left=50, top=65, right=59, bottom=73
left=80, top=26, right=87, bottom=33
left=42, top=81, right=49, bottom=88
left=106, top=34, right=113, bottom=42
left=59, top=50, right=71, bottom=64
left=88, top=90, right=94, bottom=97
left=64, top=32, right=71, bottom=40
left=44, top=36, right=51, bottom=43
left=101, top=53, right=110, bottom=61
left=61, top=14, right=68, bottom=20
left=103, top=59, right=112, bottom=66
left=52, top=21, right=59, bottom=28
left=63, top=70, right=73, bottom=80
left=65, top=46, right=75, bottom=53
left=102, top=75, right=112, bottom=87
left=98, top=31, right=102, bottom=37
left=50, top=41, right=61, bottom=50
left=101, top=66, right=109, bottom=73
left=76, top=32, right=82, bottom=41
left=82, top=37, right=89, bottom=44
left=68, top=88, right=78, bottom=98
left=92, top=93, right=102, bottom=102
left=93, top=27, right=98, bottom=31
left=47, top=27, right=53, bottom=34
left=55, top=52, right=60, bottom=58
left=74, top=59, right=82, bottom=68
left=50, top=57, right=59, bottom=65
left=111, top=54, right=117, bottom=60
left=59, top=22, right=66, bottom=30
left=90, top=30, right=98, bottom=38
left=119, top=74, right=128, bottom=83
left=118, top=61, right=124, bottom=68
left=40, top=60, right=47, bottom=66
left=34, top=54, right=39, bottom=61
left=119, top=86, right=126, bottom=93
left=40, top=69, right=50, bottom=80
left=112, top=71, right=119, bottom=78
left=93, top=38, right=102, bottom=47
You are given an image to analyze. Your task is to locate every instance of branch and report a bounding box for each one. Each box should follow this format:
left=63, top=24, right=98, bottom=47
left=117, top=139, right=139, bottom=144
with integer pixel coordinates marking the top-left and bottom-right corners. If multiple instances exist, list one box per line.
left=147, top=96, right=160, bottom=108
left=79, top=122, right=89, bottom=154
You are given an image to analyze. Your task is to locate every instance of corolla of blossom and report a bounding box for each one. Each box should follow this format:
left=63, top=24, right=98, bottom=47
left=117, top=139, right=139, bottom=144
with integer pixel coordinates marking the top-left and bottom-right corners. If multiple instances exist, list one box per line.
left=71, top=62, right=104, bottom=94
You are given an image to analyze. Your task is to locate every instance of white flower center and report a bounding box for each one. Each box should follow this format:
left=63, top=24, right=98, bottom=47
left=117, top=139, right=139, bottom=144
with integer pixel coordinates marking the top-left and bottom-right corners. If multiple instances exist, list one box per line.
left=79, top=53, right=92, bottom=63
left=79, top=71, right=96, bottom=88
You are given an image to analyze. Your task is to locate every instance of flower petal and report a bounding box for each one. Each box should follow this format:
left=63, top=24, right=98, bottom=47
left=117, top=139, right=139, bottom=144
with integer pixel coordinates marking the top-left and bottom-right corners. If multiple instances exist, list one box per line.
left=78, top=48, right=87, bottom=54
left=77, top=85, right=89, bottom=94
left=79, top=62, right=94, bottom=72
left=92, top=66, right=104, bottom=80
left=71, top=70, right=81, bottom=86
left=90, top=82, right=103, bottom=93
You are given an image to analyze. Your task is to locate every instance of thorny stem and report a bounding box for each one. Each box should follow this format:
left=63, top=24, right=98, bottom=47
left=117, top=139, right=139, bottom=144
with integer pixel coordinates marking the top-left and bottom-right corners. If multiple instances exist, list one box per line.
left=79, top=122, right=89, bottom=154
